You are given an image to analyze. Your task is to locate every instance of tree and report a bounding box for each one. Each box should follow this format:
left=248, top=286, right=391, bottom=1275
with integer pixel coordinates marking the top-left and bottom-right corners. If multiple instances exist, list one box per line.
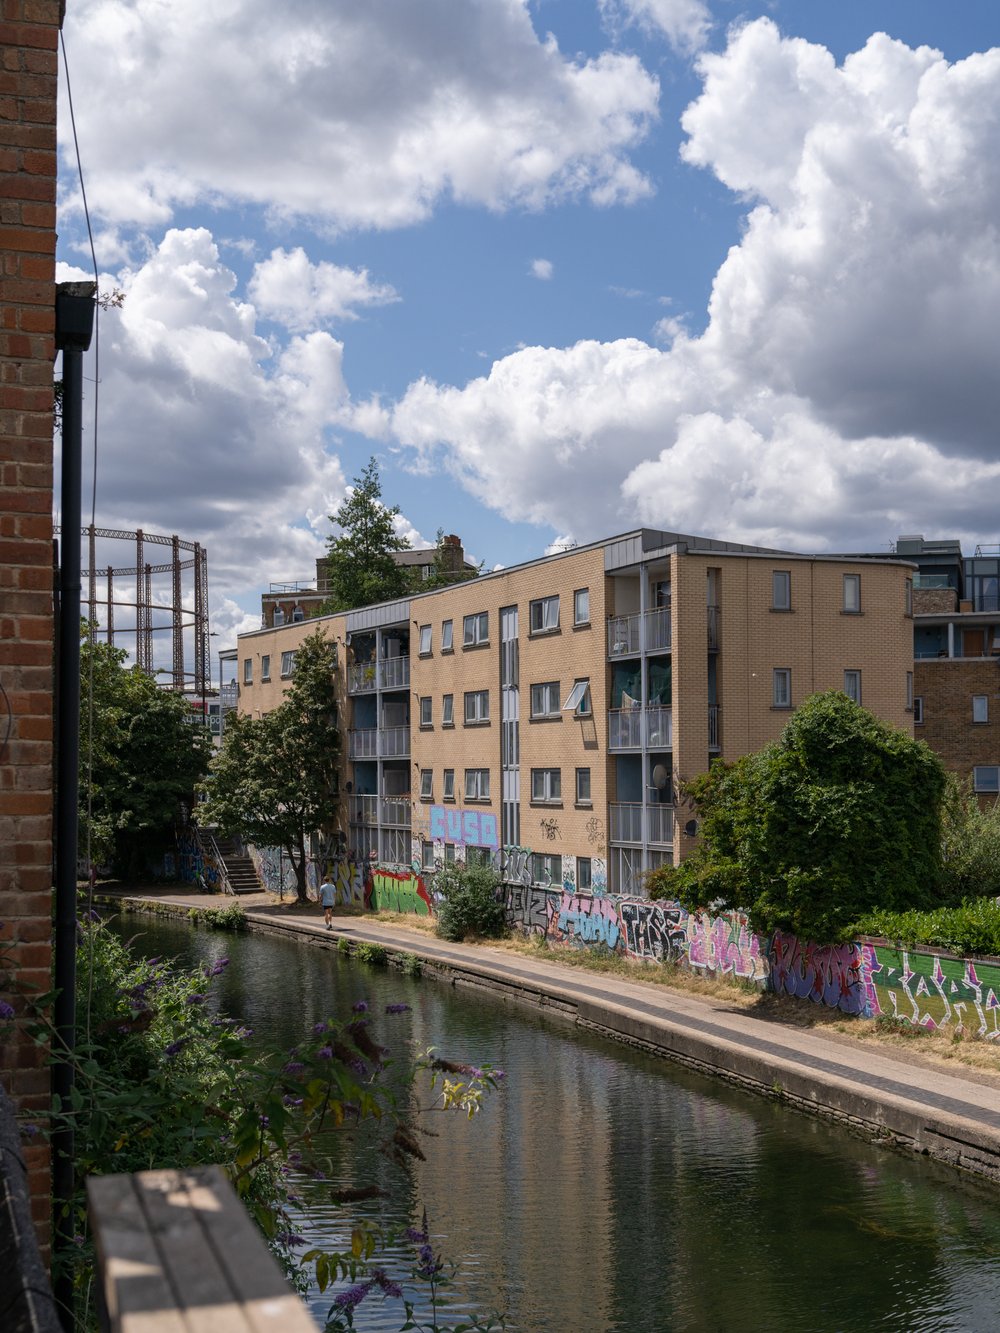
left=80, top=633, right=212, bottom=878
left=671, top=691, right=949, bottom=944
left=322, top=456, right=412, bottom=612
left=201, top=629, right=340, bottom=901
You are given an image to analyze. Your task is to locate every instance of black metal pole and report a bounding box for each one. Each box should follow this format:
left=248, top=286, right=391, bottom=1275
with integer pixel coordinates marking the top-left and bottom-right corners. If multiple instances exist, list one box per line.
left=53, top=282, right=95, bottom=1330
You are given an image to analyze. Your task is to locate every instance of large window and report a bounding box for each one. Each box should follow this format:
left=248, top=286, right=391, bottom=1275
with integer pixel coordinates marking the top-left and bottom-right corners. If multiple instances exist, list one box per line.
left=463, top=612, right=489, bottom=646
left=529, top=596, right=560, bottom=634
left=465, top=768, right=490, bottom=800
left=772, top=570, right=791, bottom=610
left=442, top=694, right=454, bottom=726
left=418, top=625, right=432, bottom=655
left=843, top=574, right=861, bottom=613
left=532, top=853, right=562, bottom=886
left=419, top=696, right=433, bottom=727
left=773, top=668, right=791, bottom=708
left=844, top=670, right=861, bottom=704
left=574, top=588, right=590, bottom=626
left=973, top=695, right=989, bottom=723
left=530, top=768, right=561, bottom=803
left=530, top=681, right=560, bottom=719
left=280, top=650, right=297, bottom=678
left=464, top=689, right=490, bottom=724
left=260, top=655, right=271, bottom=682
left=443, top=768, right=455, bottom=800
left=419, top=769, right=433, bottom=800
left=974, top=766, right=1000, bottom=794
left=441, top=619, right=454, bottom=652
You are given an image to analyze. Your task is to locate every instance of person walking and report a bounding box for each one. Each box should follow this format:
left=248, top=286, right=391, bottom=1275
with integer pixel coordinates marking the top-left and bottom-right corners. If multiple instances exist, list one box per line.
left=319, top=874, right=337, bottom=930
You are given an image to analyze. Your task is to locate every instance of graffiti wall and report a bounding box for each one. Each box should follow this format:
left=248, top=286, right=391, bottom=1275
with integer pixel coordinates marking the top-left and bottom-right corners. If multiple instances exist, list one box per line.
left=769, top=931, right=870, bottom=1015
left=249, top=847, right=365, bottom=904
left=428, top=805, right=499, bottom=849
left=866, top=944, right=1000, bottom=1039
left=175, top=827, right=223, bottom=890
left=366, top=867, right=434, bottom=915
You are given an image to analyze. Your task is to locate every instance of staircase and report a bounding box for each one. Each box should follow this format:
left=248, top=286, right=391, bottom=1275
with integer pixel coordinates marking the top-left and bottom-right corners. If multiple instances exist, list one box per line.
left=210, top=835, right=262, bottom=896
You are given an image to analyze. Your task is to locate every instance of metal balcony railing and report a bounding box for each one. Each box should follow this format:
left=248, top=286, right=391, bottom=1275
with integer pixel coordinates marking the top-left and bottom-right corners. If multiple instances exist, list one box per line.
left=608, top=614, right=640, bottom=657
left=609, top=803, right=643, bottom=843
left=609, top=803, right=675, bottom=846
left=348, top=662, right=377, bottom=694
left=379, top=657, right=410, bottom=690
left=647, top=803, right=675, bottom=845
left=349, top=794, right=378, bottom=826
left=708, top=705, right=721, bottom=750
left=380, top=797, right=411, bottom=828
left=644, top=606, right=671, bottom=652
left=608, top=706, right=672, bottom=751
left=380, top=725, right=410, bottom=758
left=348, top=728, right=378, bottom=760
left=707, top=604, right=720, bottom=650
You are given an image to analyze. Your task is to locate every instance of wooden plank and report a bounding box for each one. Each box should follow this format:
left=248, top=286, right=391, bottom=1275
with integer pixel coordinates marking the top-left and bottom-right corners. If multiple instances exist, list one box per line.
left=87, top=1174, right=188, bottom=1333
left=134, top=1171, right=253, bottom=1333
left=181, top=1167, right=320, bottom=1333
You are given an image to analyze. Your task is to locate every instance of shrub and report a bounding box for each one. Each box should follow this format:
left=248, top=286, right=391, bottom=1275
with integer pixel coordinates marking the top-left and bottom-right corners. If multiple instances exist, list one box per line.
left=644, top=863, right=681, bottom=901
left=940, top=777, right=1000, bottom=901
left=355, top=940, right=388, bottom=966
left=854, top=895, right=1000, bottom=957
left=434, top=862, right=508, bottom=943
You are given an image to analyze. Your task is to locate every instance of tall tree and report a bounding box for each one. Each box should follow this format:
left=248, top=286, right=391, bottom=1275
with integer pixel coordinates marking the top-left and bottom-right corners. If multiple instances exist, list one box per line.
left=200, top=630, right=340, bottom=902
left=322, top=456, right=412, bottom=611
left=80, top=634, right=212, bottom=879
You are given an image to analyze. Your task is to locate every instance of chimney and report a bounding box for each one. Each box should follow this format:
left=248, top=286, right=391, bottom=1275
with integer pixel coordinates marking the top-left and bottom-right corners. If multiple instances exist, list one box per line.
left=440, top=534, right=463, bottom=573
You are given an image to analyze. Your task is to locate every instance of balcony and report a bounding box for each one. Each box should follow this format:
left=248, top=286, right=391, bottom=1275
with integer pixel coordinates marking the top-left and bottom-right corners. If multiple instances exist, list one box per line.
left=380, top=725, right=410, bottom=758
left=607, top=608, right=671, bottom=658
left=708, top=705, right=721, bottom=751
left=380, top=797, right=411, bottom=828
left=349, top=794, right=378, bottom=826
left=347, top=662, right=377, bottom=694
left=608, top=706, right=672, bottom=751
left=348, top=728, right=378, bottom=760
left=608, top=614, right=640, bottom=657
left=380, top=656, right=410, bottom=690
left=644, top=607, right=671, bottom=652
left=609, top=803, right=675, bottom=846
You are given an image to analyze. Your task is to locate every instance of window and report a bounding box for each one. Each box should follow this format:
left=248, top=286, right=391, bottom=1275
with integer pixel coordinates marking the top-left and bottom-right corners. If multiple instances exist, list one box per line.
left=419, top=696, right=433, bottom=727
left=419, top=625, right=432, bottom=656
left=273, top=608, right=285, bottom=627
left=464, top=689, right=490, bottom=724
left=913, top=697, right=924, bottom=725
left=577, top=857, right=592, bottom=892
left=562, top=679, right=591, bottom=716
left=530, top=681, right=560, bottom=719
left=261, top=655, right=271, bottom=682
left=576, top=767, right=591, bottom=804
left=973, top=695, right=989, bottom=723
left=463, top=612, right=488, bottom=646
left=906, top=671, right=914, bottom=711
left=444, top=843, right=456, bottom=864
left=905, top=578, right=913, bottom=617
left=441, top=619, right=454, bottom=652
left=442, top=694, right=454, bottom=726
left=419, top=769, right=433, bottom=800
left=574, top=588, right=590, bottom=626
left=531, top=853, right=562, bottom=886
left=280, top=650, right=297, bottom=678
left=773, top=668, right=791, bottom=708
left=466, top=846, right=491, bottom=868
left=443, top=768, right=455, bottom=800
left=529, top=596, right=560, bottom=634
left=531, top=768, right=561, bottom=803
left=291, top=606, right=305, bottom=623
left=421, top=840, right=435, bottom=871
left=772, top=570, right=791, bottom=610
left=843, top=574, right=861, bottom=613
left=974, top=766, right=1000, bottom=794
left=844, top=670, right=861, bottom=704
left=243, top=658, right=252, bottom=685
left=465, top=768, right=490, bottom=800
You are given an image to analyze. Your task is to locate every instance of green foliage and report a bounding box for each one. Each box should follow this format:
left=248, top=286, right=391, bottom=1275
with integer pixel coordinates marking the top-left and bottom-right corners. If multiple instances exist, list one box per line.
left=201, top=630, right=340, bottom=902
left=940, top=776, right=1000, bottom=900
left=80, top=631, right=212, bottom=876
left=396, top=952, right=423, bottom=978
left=854, top=895, right=1000, bottom=957
left=322, top=457, right=413, bottom=612
left=434, top=863, right=507, bottom=943
left=188, top=900, right=248, bottom=932
left=673, top=691, right=949, bottom=944
left=643, top=863, right=682, bottom=901
left=355, top=940, right=388, bottom=966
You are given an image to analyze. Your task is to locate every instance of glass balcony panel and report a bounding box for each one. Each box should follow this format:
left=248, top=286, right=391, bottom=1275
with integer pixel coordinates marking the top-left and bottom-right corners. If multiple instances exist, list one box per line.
left=380, top=725, right=410, bottom=758
left=607, top=614, right=641, bottom=657
left=348, top=728, right=378, bottom=759
left=379, top=656, right=411, bottom=690
left=644, top=607, right=671, bottom=653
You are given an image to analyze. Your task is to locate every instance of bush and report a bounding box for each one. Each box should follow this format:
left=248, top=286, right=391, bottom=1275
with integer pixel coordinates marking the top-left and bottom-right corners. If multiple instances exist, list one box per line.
left=854, top=895, right=1000, bottom=957
left=355, top=940, right=388, bottom=966
left=940, top=777, right=1000, bottom=901
left=434, top=862, right=508, bottom=943
left=644, top=863, right=681, bottom=901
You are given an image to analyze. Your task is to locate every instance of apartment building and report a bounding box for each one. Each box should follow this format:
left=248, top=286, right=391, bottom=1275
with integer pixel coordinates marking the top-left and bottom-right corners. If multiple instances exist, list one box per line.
left=236, top=527, right=915, bottom=896
left=902, top=536, right=1000, bottom=800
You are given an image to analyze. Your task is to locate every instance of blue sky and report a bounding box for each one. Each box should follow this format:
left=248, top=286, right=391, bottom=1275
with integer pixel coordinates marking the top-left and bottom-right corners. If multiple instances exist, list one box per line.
left=56, top=0, right=1000, bottom=643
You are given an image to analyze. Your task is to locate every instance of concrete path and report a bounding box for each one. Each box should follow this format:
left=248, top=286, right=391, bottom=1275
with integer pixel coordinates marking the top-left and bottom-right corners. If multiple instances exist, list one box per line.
left=95, top=887, right=1000, bottom=1186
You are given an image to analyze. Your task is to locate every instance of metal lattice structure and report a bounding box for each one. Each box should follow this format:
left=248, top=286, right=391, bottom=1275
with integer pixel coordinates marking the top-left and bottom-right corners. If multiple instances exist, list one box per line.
left=57, top=524, right=210, bottom=693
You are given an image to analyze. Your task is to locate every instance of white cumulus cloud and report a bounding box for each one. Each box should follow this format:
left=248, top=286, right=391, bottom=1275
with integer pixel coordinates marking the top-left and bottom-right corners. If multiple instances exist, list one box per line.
left=248, top=248, right=399, bottom=332
left=531, top=258, right=554, bottom=280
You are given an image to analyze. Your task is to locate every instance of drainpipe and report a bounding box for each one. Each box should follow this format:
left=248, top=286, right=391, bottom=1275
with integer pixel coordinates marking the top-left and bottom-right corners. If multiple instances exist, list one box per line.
left=53, top=280, right=95, bottom=1327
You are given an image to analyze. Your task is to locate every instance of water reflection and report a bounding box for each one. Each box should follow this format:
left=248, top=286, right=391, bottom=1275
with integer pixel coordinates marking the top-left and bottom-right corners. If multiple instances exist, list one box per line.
left=110, top=916, right=1000, bottom=1332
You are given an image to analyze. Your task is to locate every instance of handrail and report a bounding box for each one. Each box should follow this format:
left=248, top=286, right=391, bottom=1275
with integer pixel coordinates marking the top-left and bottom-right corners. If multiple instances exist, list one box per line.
left=196, top=826, right=234, bottom=896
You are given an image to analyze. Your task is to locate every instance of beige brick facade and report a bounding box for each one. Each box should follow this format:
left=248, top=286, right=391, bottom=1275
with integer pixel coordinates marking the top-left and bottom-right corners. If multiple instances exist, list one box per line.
left=236, top=530, right=915, bottom=896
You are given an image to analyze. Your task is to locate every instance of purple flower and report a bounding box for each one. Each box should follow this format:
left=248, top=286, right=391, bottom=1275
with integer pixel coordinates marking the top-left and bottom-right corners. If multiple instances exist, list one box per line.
left=384, top=1003, right=411, bottom=1015
left=283, top=1061, right=306, bottom=1076
left=313, top=1022, right=328, bottom=1035
left=274, top=1230, right=306, bottom=1247
left=164, top=1037, right=190, bottom=1058
left=349, top=1058, right=368, bottom=1078
left=282, top=1095, right=303, bottom=1107
left=20, top=1123, right=39, bottom=1139
left=288, top=1151, right=303, bottom=1166
left=317, top=1046, right=333, bottom=1060
left=333, top=1280, right=373, bottom=1312
left=186, top=993, right=205, bottom=1005
left=0, top=1000, right=16, bottom=1022
left=208, top=958, right=229, bottom=977
left=372, top=1269, right=403, bottom=1299
left=258, top=1114, right=270, bottom=1128
left=351, top=1000, right=369, bottom=1014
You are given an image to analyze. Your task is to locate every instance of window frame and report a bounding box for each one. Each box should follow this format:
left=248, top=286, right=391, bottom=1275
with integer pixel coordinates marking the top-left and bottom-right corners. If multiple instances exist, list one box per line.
left=772, top=570, right=791, bottom=611
left=773, top=667, right=792, bottom=709
left=463, top=611, right=489, bottom=647
left=464, top=689, right=490, bottom=725
left=843, top=573, right=861, bottom=614
left=575, top=767, right=592, bottom=805
left=442, top=693, right=454, bottom=727
left=973, top=695, right=989, bottom=724
left=905, top=578, right=913, bottom=617
left=419, top=769, right=433, bottom=801
left=443, top=768, right=455, bottom=801
left=418, top=624, right=432, bottom=656
left=913, top=696, right=924, bottom=725
left=529, top=595, right=560, bottom=635
left=573, top=588, right=590, bottom=626
left=419, top=696, right=433, bottom=728
left=531, top=852, right=562, bottom=887
left=280, top=650, right=297, bottom=679
left=577, top=857, right=592, bottom=892
left=530, top=681, right=560, bottom=719
left=260, top=654, right=271, bottom=682
left=530, top=767, right=561, bottom=804
left=562, top=678, right=591, bottom=716
left=973, top=765, right=1000, bottom=794
left=464, top=768, right=490, bottom=801
left=441, top=619, right=454, bottom=652
left=906, top=670, right=914, bottom=711
left=243, top=658, right=253, bottom=685
left=844, top=670, right=862, bottom=705
left=421, top=840, right=435, bottom=871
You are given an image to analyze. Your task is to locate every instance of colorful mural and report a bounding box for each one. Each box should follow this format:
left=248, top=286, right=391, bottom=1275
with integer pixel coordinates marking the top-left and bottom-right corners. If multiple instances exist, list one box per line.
left=768, top=931, right=869, bottom=1014
left=428, top=805, right=499, bottom=849
left=366, top=867, right=434, bottom=916
left=687, top=911, right=766, bottom=983
left=867, top=944, right=1000, bottom=1039
left=175, top=827, right=223, bottom=890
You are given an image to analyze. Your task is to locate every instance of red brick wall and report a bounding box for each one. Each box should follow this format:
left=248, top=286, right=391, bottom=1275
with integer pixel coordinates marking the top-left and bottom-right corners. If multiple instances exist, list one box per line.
left=914, top=658, right=1000, bottom=787
left=0, top=0, right=61, bottom=1251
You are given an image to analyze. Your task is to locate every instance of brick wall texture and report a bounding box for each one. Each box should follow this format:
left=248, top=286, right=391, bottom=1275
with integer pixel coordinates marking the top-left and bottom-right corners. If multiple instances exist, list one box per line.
left=0, top=0, right=61, bottom=1249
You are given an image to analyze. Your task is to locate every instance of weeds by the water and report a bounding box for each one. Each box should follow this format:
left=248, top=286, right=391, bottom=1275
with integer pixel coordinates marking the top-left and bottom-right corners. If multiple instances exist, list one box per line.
left=355, top=940, right=389, bottom=967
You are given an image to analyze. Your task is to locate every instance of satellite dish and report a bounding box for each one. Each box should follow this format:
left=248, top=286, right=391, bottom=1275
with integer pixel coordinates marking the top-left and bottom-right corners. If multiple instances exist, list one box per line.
left=684, top=819, right=698, bottom=838
left=651, top=764, right=669, bottom=790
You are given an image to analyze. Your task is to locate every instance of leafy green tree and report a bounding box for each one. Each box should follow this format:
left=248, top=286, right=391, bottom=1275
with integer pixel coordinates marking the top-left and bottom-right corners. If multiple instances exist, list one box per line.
left=939, top=774, right=1000, bottom=900
left=80, top=634, right=212, bottom=878
left=322, top=456, right=412, bottom=612
left=434, top=861, right=508, bottom=942
left=673, top=691, right=949, bottom=944
left=201, top=630, right=340, bottom=901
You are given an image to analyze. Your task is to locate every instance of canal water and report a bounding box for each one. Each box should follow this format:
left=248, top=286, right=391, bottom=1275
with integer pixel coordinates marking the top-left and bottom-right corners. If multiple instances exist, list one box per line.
left=109, top=915, right=1000, bottom=1332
